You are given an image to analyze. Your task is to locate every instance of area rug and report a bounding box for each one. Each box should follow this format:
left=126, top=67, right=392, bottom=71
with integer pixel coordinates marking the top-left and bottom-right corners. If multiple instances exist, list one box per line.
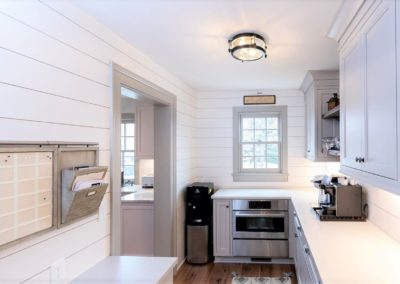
left=231, top=276, right=292, bottom=284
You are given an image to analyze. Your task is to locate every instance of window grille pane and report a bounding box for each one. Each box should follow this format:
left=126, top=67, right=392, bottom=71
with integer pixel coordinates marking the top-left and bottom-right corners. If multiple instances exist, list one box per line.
left=267, top=130, right=279, bottom=141
left=126, top=137, right=135, bottom=150
left=242, top=157, right=254, bottom=168
left=126, top=123, right=135, bottom=136
left=254, top=130, right=267, bottom=142
left=242, top=130, right=254, bottom=142
left=267, top=117, right=278, bottom=129
left=121, top=124, right=125, bottom=136
left=255, top=144, right=266, bottom=156
left=242, top=118, right=254, bottom=129
left=121, top=139, right=125, bottom=150
left=242, top=144, right=254, bottom=157
left=267, top=144, right=279, bottom=156
left=254, top=118, right=266, bottom=129
left=123, top=165, right=135, bottom=178
left=267, top=156, right=279, bottom=168
left=124, top=152, right=135, bottom=165
left=255, top=157, right=267, bottom=168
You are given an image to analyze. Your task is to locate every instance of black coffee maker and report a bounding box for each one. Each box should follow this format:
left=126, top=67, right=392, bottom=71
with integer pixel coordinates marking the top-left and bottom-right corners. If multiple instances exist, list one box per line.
left=313, top=176, right=365, bottom=221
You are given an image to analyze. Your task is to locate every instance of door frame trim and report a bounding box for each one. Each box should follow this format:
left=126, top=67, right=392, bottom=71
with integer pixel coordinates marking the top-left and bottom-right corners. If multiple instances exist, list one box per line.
left=110, top=63, right=177, bottom=256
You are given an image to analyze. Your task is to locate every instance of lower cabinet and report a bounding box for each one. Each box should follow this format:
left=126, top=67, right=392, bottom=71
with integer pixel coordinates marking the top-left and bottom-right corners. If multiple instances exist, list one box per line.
left=121, top=202, right=154, bottom=256
left=213, top=199, right=232, bottom=256
left=293, top=213, right=321, bottom=284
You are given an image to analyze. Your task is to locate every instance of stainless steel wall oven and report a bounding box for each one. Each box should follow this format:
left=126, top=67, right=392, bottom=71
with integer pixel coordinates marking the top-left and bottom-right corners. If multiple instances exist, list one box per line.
left=232, top=199, right=289, bottom=258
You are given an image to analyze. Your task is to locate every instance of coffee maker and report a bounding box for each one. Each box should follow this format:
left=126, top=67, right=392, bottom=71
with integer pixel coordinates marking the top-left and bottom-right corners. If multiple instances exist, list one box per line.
left=313, top=176, right=365, bottom=221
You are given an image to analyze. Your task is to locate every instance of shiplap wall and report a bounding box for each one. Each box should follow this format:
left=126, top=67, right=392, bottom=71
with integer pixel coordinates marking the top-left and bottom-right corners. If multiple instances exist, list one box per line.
left=0, top=0, right=196, bottom=282
left=195, top=90, right=340, bottom=188
left=362, top=184, right=400, bottom=243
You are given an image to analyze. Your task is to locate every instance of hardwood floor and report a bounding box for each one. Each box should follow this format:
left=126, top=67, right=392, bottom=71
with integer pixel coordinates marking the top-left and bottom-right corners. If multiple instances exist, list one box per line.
left=174, top=262, right=298, bottom=284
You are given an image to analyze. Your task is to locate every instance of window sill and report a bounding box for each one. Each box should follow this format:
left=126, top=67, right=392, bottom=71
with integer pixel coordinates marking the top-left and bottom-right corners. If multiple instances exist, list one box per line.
left=232, top=172, right=288, bottom=182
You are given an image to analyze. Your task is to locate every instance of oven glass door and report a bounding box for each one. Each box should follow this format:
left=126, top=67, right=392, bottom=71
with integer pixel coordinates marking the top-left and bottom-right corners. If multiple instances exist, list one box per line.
left=233, top=210, right=288, bottom=239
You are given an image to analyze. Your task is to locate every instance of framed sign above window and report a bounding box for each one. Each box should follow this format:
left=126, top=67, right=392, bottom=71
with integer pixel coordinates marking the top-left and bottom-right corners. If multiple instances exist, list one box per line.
left=243, top=95, right=276, bottom=105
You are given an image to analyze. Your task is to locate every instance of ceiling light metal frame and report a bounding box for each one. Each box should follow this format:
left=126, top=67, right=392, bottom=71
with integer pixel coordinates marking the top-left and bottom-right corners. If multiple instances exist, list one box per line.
left=228, top=32, right=267, bottom=62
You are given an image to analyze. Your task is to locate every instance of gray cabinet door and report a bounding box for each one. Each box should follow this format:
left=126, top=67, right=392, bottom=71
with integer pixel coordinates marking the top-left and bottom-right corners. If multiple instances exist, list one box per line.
left=213, top=200, right=232, bottom=256
left=340, top=34, right=364, bottom=170
left=362, top=1, right=397, bottom=180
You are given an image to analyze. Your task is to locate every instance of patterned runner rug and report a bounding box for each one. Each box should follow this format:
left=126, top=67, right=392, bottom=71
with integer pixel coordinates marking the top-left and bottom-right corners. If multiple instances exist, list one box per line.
left=232, top=276, right=292, bottom=284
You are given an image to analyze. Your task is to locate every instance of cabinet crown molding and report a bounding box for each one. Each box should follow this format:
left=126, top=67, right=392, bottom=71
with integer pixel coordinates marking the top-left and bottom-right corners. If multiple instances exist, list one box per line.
left=327, top=0, right=366, bottom=42
left=300, top=70, right=339, bottom=93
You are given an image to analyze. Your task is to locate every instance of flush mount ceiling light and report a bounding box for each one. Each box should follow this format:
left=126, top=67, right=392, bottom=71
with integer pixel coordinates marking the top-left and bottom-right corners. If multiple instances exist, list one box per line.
left=228, top=33, right=267, bottom=62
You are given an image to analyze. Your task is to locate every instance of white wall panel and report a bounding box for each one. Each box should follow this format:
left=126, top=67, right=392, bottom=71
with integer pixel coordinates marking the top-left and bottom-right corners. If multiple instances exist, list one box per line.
left=195, top=90, right=336, bottom=188
left=0, top=0, right=197, bottom=280
left=0, top=49, right=109, bottom=107
left=65, top=236, right=110, bottom=282
left=0, top=119, right=110, bottom=149
left=363, top=184, right=400, bottom=243
left=0, top=13, right=108, bottom=84
left=197, top=90, right=302, bottom=99
left=0, top=84, right=109, bottom=129
left=0, top=217, right=109, bottom=282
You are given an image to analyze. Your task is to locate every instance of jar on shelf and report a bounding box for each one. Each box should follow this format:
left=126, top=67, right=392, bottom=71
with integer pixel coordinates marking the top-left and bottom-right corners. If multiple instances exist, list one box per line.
left=327, top=93, right=339, bottom=110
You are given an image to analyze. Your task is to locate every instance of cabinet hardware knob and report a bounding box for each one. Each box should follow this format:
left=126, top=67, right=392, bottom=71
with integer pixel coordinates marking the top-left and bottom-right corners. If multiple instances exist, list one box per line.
left=355, top=157, right=360, bottom=162
left=226, top=205, right=229, bottom=209
left=360, top=157, right=365, bottom=163
left=307, top=150, right=310, bottom=153
left=294, top=233, right=298, bottom=238
left=304, top=247, right=310, bottom=255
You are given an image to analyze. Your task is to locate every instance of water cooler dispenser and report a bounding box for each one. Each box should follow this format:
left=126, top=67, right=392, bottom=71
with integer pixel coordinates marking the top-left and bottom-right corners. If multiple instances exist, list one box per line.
left=185, top=182, right=214, bottom=264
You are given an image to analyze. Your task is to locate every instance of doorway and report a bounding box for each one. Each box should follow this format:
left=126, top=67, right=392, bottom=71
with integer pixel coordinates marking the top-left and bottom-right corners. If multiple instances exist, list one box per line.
left=110, top=64, right=177, bottom=257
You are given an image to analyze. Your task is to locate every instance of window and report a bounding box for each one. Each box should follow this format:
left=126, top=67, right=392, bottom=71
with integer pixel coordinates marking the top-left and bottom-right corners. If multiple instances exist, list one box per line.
left=233, top=106, right=288, bottom=181
left=121, top=120, right=135, bottom=185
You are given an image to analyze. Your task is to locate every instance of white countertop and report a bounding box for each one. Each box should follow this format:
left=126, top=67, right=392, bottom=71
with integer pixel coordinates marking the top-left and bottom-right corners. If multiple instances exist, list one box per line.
left=213, top=188, right=400, bottom=284
left=72, top=256, right=177, bottom=284
left=121, top=185, right=154, bottom=203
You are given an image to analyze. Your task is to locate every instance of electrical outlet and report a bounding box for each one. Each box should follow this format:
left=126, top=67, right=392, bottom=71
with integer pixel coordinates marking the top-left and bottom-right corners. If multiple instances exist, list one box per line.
left=50, top=258, right=66, bottom=284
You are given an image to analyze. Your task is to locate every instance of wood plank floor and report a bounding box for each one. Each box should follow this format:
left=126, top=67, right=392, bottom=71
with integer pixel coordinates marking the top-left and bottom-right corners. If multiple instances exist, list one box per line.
left=174, top=262, right=298, bottom=284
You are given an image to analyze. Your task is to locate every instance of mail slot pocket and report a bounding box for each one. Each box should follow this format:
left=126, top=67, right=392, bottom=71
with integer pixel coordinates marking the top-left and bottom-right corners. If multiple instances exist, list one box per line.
left=61, top=166, right=108, bottom=225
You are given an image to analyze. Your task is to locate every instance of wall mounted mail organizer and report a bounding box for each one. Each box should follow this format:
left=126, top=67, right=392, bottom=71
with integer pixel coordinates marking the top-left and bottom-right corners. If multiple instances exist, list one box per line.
left=0, top=142, right=108, bottom=248
left=61, top=166, right=108, bottom=224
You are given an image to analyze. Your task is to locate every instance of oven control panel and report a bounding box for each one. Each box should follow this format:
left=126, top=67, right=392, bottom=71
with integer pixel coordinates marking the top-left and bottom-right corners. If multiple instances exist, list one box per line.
left=248, top=201, right=271, bottom=209
left=232, top=199, right=288, bottom=211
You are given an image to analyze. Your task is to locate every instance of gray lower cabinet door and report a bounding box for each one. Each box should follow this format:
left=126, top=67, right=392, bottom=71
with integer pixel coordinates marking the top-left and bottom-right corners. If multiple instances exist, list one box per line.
left=295, top=235, right=312, bottom=284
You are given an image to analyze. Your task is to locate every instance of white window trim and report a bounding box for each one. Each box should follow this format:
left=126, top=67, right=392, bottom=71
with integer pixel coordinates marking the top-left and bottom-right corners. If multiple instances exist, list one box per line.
left=232, top=105, right=289, bottom=182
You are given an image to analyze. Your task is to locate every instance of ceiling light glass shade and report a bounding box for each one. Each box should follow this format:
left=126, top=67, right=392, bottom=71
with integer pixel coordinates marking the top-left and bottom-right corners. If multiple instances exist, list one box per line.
left=228, top=33, right=267, bottom=61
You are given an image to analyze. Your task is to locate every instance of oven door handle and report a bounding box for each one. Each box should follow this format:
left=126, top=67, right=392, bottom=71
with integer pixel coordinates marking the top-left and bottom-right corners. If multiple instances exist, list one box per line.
left=235, top=212, right=286, bottom=218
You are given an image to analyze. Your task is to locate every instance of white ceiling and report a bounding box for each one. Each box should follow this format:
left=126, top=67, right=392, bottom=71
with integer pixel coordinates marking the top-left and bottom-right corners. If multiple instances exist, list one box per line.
left=73, top=0, right=342, bottom=91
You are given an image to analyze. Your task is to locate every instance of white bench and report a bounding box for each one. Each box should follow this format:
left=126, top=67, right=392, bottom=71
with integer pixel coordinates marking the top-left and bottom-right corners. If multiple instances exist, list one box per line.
left=72, top=256, right=177, bottom=284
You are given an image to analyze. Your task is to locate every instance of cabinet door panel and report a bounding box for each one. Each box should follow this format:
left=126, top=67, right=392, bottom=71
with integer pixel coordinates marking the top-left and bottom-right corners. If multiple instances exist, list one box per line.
left=136, top=105, right=154, bottom=159
left=213, top=200, right=231, bottom=256
left=121, top=204, right=154, bottom=256
left=341, top=36, right=364, bottom=169
left=295, top=236, right=311, bottom=284
left=305, top=92, right=315, bottom=160
left=363, top=2, right=397, bottom=179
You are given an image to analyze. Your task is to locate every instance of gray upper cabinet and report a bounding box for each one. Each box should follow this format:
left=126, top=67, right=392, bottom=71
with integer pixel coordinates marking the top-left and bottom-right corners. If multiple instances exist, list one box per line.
left=362, top=1, right=397, bottom=180
left=340, top=34, right=364, bottom=170
left=301, top=70, right=340, bottom=162
left=333, top=0, right=399, bottom=194
left=135, top=105, right=154, bottom=159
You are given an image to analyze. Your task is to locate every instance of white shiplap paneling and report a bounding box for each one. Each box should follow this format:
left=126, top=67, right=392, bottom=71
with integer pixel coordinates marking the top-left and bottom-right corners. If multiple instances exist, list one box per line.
left=195, top=90, right=339, bottom=188
left=0, top=0, right=197, bottom=281
left=362, top=183, right=400, bottom=243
